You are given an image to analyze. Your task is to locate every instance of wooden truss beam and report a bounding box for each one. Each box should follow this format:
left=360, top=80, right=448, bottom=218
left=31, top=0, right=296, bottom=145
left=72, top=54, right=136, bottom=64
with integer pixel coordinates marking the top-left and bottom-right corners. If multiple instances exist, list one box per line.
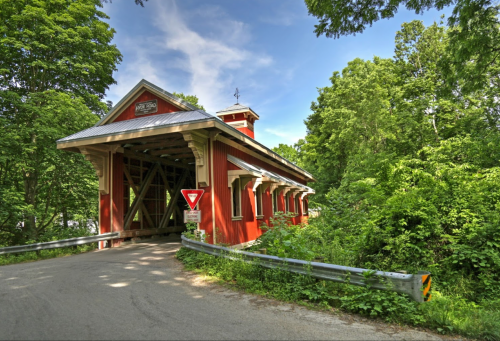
left=123, top=149, right=191, bottom=170
left=159, top=153, right=194, bottom=160
left=157, top=166, right=173, bottom=196
left=123, top=163, right=160, bottom=230
left=117, top=134, right=183, bottom=145
left=123, top=167, right=155, bottom=228
left=129, top=139, right=186, bottom=151
left=159, top=169, right=189, bottom=229
left=148, top=147, right=192, bottom=156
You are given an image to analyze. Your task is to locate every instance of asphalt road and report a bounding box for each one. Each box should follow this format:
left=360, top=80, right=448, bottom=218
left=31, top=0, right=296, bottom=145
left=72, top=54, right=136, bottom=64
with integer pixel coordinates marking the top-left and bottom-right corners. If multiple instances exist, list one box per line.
left=0, top=236, right=442, bottom=340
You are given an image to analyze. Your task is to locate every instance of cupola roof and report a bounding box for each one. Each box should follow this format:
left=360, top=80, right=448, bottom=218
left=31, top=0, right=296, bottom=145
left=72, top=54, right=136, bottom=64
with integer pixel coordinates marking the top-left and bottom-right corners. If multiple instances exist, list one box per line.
left=216, top=103, right=259, bottom=120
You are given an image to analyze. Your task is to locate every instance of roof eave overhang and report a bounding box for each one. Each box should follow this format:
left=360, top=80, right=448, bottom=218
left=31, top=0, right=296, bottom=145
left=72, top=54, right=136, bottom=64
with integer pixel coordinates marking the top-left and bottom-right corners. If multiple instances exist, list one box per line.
left=216, top=108, right=260, bottom=120
left=57, top=115, right=316, bottom=183
left=56, top=118, right=217, bottom=150
left=214, top=120, right=316, bottom=182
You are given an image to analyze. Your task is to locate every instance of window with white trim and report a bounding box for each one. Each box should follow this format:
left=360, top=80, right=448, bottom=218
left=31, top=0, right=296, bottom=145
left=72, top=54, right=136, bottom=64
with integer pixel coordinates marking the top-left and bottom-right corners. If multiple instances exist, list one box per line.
left=231, top=178, right=242, bottom=219
left=255, top=185, right=263, bottom=218
left=303, top=197, right=308, bottom=216
left=285, top=192, right=290, bottom=212
left=295, top=195, right=300, bottom=216
left=272, top=189, right=278, bottom=214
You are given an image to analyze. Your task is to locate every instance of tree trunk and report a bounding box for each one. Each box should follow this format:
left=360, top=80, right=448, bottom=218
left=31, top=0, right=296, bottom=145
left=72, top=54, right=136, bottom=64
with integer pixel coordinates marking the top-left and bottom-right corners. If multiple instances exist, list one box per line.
left=23, top=172, right=38, bottom=242
left=62, top=207, right=69, bottom=229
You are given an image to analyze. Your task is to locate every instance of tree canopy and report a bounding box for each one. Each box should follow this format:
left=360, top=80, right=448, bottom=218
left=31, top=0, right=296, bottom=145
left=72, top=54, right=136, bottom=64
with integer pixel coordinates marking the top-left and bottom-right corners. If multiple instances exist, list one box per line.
left=0, top=0, right=122, bottom=245
left=304, top=0, right=500, bottom=92
left=299, top=20, right=500, bottom=299
left=172, top=92, right=206, bottom=111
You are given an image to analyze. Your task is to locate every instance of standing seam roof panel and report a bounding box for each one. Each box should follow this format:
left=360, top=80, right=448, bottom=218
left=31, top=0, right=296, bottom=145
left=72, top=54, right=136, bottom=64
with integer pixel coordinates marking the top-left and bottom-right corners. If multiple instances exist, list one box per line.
left=57, top=110, right=214, bottom=143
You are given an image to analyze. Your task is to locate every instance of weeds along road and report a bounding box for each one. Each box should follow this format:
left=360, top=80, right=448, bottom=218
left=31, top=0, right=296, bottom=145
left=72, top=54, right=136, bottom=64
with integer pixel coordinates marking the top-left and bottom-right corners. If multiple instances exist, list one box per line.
left=0, top=236, right=441, bottom=340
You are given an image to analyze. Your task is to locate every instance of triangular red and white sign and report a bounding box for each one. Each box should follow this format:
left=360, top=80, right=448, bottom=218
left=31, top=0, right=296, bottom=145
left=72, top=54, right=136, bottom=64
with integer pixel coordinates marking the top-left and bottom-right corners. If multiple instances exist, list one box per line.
left=181, top=189, right=204, bottom=210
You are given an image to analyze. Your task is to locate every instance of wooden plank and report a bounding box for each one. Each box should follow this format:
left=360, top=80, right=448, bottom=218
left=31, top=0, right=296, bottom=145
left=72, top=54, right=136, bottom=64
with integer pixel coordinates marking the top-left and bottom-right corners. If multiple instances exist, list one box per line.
left=123, top=164, right=160, bottom=230
left=149, top=147, right=192, bottom=156
left=123, top=149, right=191, bottom=170
left=123, top=167, right=155, bottom=229
left=159, top=169, right=189, bottom=229
left=160, top=153, right=194, bottom=160
left=157, top=165, right=174, bottom=196
left=119, top=226, right=185, bottom=238
left=119, top=134, right=183, bottom=145
left=130, top=139, right=186, bottom=151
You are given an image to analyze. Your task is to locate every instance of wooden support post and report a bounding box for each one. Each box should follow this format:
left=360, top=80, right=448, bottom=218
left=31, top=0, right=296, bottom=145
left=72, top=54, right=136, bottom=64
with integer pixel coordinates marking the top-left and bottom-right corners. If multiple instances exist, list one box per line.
left=159, top=169, right=189, bottom=229
left=182, top=130, right=209, bottom=187
left=123, top=163, right=160, bottom=230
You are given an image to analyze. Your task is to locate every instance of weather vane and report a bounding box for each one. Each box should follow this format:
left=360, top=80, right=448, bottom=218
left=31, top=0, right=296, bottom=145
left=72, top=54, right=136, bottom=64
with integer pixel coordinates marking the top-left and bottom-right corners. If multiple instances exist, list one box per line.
left=234, top=88, right=240, bottom=104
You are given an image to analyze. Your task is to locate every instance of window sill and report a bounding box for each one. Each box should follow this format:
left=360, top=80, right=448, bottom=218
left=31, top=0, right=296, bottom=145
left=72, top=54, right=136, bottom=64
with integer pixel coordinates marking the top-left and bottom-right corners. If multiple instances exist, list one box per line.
left=232, top=216, right=243, bottom=221
left=256, top=215, right=264, bottom=220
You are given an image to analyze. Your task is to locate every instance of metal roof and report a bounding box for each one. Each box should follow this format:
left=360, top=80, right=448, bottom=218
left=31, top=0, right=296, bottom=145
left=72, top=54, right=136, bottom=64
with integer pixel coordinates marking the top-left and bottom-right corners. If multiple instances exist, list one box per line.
left=216, top=103, right=260, bottom=119
left=57, top=79, right=314, bottom=181
left=57, top=110, right=214, bottom=143
left=227, top=155, right=315, bottom=194
left=95, top=79, right=201, bottom=126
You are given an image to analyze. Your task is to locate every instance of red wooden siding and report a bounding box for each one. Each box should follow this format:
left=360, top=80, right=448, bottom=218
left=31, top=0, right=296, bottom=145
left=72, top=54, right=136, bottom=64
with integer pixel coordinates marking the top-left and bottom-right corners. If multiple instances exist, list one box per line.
left=99, top=154, right=111, bottom=248
left=220, top=113, right=255, bottom=138
left=211, top=140, right=309, bottom=246
left=113, top=90, right=185, bottom=123
left=222, top=113, right=246, bottom=122
left=112, top=153, right=124, bottom=232
left=111, top=153, right=125, bottom=247
left=198, top=142, right=214, bottom=243
left=237, top=127, right=254, bottom=139
left=100, top=193, right=110, bottom=234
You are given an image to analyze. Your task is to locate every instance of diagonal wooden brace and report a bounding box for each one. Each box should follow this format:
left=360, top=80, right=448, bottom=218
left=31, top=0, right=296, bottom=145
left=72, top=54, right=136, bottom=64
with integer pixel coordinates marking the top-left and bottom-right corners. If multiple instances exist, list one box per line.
left=123, top=166, right=155, bottom=229
left=123, top=163, right=160, bottom=230
left=159, top=169, right=189, bottom=229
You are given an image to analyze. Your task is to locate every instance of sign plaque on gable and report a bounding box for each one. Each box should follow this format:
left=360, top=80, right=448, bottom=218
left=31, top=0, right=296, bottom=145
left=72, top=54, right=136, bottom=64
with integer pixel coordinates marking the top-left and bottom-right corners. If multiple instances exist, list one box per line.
left=181, top=189, right=204, bottom=210
left=135, top=99, right=158, bottom=116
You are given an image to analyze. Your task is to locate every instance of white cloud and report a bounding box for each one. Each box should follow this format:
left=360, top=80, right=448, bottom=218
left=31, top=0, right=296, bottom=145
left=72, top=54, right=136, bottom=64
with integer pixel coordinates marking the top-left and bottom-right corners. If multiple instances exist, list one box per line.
left=110, top=49, right=164, bottom=103
left=264, top=128, right=304, bottom=144
left=151, top=1, right=273, bottom=113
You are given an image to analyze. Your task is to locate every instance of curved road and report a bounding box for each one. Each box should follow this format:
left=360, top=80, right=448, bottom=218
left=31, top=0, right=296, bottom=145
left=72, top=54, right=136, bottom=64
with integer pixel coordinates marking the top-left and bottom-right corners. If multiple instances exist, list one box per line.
left=0, top=236, right=441, bottom=340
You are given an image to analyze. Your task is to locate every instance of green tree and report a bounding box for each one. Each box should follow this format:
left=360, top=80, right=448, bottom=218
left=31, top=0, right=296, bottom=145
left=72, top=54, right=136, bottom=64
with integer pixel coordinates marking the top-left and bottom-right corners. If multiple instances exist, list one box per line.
left=300, top=20, right=500, bottom=299
left=0, top=0, right=122, bottom=244
left=272, top=143, right=301, bottom=166
left=172, top=92, right=206, bottom=111
left=304, top=0, right=500, bottom=92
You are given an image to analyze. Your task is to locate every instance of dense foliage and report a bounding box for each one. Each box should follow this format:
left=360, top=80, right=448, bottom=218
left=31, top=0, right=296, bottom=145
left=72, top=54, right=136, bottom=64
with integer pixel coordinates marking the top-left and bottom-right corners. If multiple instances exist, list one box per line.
left=246, top=19, right=500, bottom=339
left=295, top=20, right=500, bottom=302
left=172, top=92, right=206, bottom=111
left=304, top=0, right=500, bottom=92
left=0, top=0, right=122, bottom=245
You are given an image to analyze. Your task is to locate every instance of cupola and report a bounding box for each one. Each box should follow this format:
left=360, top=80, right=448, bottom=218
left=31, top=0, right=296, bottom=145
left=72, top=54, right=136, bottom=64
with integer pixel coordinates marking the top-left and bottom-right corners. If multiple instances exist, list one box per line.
left=216, top=104, right=259, bottom=139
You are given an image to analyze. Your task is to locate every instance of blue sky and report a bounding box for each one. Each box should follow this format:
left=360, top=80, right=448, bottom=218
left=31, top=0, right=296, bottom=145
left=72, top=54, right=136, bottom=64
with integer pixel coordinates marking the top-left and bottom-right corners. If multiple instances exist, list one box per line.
left=101, top=0, right=451, bottom=149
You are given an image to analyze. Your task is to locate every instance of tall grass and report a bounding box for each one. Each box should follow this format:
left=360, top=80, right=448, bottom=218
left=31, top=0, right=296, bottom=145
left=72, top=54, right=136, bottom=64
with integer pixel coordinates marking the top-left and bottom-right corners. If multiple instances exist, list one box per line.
left=177, top=245, right=500, bottom=340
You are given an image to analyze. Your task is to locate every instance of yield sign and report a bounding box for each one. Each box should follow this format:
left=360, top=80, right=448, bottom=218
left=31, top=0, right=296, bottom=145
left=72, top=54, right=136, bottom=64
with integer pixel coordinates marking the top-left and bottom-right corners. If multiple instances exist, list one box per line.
left=181, top=189, right=204, bottom=210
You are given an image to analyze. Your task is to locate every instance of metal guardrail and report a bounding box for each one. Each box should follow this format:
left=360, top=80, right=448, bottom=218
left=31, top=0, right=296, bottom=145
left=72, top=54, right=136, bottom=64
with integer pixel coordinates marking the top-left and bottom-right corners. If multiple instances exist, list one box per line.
left=181, top=235, right=431, bottom=303
left=0, top=232, right=121, bottom=255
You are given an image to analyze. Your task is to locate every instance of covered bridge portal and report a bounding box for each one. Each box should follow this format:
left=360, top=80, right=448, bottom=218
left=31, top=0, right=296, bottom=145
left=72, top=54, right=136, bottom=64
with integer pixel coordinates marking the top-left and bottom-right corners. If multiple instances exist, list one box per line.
left=57, top=80, right=315, bottom=249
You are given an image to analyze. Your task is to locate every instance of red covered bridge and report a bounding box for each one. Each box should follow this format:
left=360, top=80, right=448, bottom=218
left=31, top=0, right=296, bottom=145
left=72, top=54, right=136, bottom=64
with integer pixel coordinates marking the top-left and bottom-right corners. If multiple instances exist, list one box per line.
left=57, top=80, right=315, bottom=248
